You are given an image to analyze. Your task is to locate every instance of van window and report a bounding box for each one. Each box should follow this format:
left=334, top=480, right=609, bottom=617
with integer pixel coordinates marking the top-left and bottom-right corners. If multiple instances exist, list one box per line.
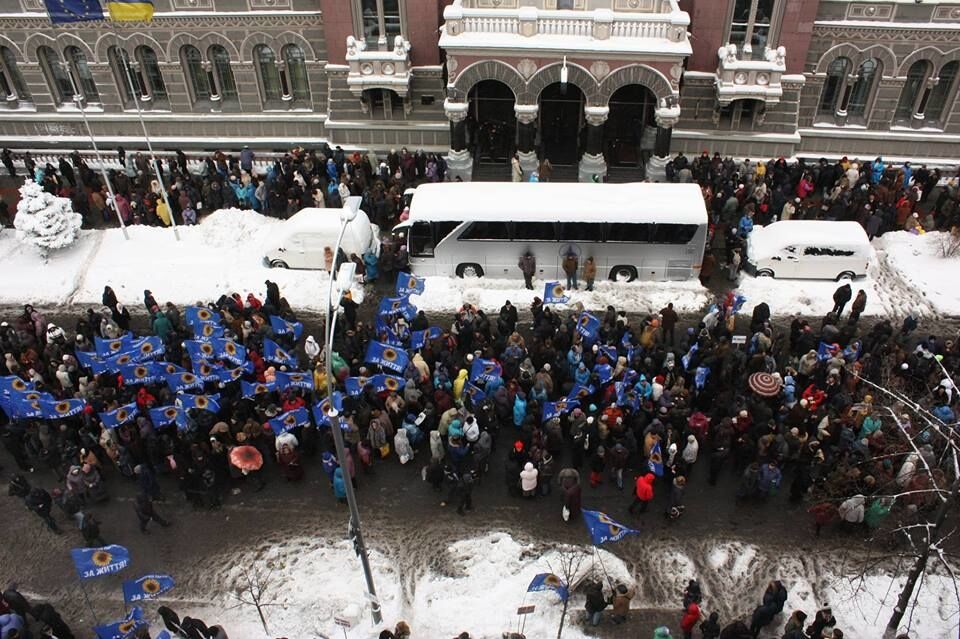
left=434, top=221, right=460, bottom=246
left=460, top=221, right=510, bottom=241
left=409, top=222, right=434, bottom=257
left=607, top=222, right=653, bottom=243
left=559, top=222, right=604, bottom=242
left=513, top=222, right=557, bottom=241
left=651, top=223, right=699, bottom=244
left=804, top=246, right=855, bottom=257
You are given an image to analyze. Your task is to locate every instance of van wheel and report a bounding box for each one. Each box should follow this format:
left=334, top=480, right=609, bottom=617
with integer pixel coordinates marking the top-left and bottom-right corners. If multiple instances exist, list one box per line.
left=270, top=259, right=289, bottom=269
left=610, top=265, right=637, bottom=282
left=456, top=263, right=484, bottom=278
left=757, top=269, right=774, bottom=278
left=836, top=271, right=855, bottom=281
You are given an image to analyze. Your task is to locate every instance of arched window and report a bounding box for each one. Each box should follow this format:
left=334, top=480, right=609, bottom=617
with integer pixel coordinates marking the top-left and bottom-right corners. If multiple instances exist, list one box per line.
left=818, top=57, right=850, bottom=115
left=136, top=46, right=168, bottom=110
left=64, top=46, right=99, bottom=104
left=108, top=45, right=138, bottom=109
left=209, top=44, right=238, bottom=109
left=895, top=60, right=932, bottom=124
left=181, top=44, right=211, bottom=106
left=0, top=46, right=31, bottom=105
left=254, top=44, right=282, bottom=106
left=847, top=58, right=879, bottom=119
left=38, top=45, right=73, bottom=106
left=282, top=44, right=310, bottom=105
left=925, top=61, right=958, bottom=127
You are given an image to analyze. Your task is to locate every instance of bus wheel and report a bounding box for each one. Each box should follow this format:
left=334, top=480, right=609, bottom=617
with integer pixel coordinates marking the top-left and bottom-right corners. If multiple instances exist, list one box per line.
left=610, top=266, right=637, bottom=282
left=835, top=271, right=855, bottom=282
left=456, top=263, right=484, bottom=278
left=757, top=269, right=774, bottom=278
left=270, top=259, right=290, bottom=269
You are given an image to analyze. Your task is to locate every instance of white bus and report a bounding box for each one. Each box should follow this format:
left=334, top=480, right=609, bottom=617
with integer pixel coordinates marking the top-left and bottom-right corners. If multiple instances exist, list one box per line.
left=394, top=182, right=708, bottom=282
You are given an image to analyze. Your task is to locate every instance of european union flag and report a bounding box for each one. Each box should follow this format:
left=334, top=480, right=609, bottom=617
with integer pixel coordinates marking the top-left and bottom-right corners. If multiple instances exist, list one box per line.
left=95, top=334, right=133, bottom=358
left=527, top=573, right=568, bottom=601
left=74, top=350, right=110, bottom=375
left=396, top=272, right=426, bottom=296
left=344, top=376, right=370, bottom=397
left=184, top=306, right=221, bottom=327
left=148, top=405, right=183, bottom=428
left=211, top=338, right=246, bottom=366
left=45, top=0, right=105, bottom=23
left=71, top=544, right=131, bottom=579
left=241, top=380, right=276, bottom=398
left=410, top=326, right=442, bottom=351
left=39, top=398, right=86, bottom=419
left=129, top=336, right=165, bottom=361
left=593, top=363, right=613, bottom=385
left=176, top=393, right=220, bottom=414
left=93, top=606, right=145, bottom=639
left=269, top=315, right=304, bottom=341
left=263, top=338, right=298, bottom=368
left=576, top=312, right=601, bottom=341
left=463, top=382, right=486, bottom=404
left=312, top=392, right=344, bottom=427
left=268, top=406, right=311, bottom=435
left=0, top=375, right=33, bottom=394
left=365, top=340, right=409, bottom=373
left=99, top=403, right=138, bottom=429
left=119, top=363, right=164, bottom=386
left=543, top=398, right=579, bottom=423
left=191, top=321, right=225, bottom=341
left=371, top=373, right=405, bottom=394
left=276, top=371, right=314, bottom=391
left=543, top=281, right=570, bottom=305
left=469, top=358, right=502, bottom=384
left=377, top=296, right=417, bottom=321
left=582, top=509, right=639, bottom=545
left=165, top=371, right=204, bottom=393
left=122, top=574, right=174, bottom=603
left=648, top=440, right=664, bottom=477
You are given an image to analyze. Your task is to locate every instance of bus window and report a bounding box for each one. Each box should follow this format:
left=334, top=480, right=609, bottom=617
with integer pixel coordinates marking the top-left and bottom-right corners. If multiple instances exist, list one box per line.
left=651, top=223, right=698, bottom=244
left=513, top=222, right=557, bottom=241
left=460, top=221, right=510, bottom=240
left=409, top=222, right=434, bottom=257
left=606, top=222, right=653, bottom=243
left=559, top=222, right=604, bottom=242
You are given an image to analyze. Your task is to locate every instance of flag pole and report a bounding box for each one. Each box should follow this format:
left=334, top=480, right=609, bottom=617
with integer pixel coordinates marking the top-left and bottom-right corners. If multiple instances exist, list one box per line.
left=58, top=35, right=129, bottom=240
left=78, top=581, right=101, bottom=625
left=112, top=25, right=180, bottom=241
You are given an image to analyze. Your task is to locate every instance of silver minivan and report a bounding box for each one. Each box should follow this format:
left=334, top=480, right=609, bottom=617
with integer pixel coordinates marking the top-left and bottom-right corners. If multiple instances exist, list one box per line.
left=745, top=221, right=872, bottom=280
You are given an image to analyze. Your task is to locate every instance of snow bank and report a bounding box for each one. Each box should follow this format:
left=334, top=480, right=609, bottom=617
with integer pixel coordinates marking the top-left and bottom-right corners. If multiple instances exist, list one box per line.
left=0, top=229, right=100, bottom=305
left=875, top=230, right=960, bottom=316
left=735, top=274, right=880, bottom=318
left=411, top=277, right=713, bottom=315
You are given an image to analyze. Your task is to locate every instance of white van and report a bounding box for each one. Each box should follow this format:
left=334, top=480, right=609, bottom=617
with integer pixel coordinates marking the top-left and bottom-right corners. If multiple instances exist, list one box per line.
left=745, top=220, right=872, bottom=280
left=263, top=197, right=380, bottom=269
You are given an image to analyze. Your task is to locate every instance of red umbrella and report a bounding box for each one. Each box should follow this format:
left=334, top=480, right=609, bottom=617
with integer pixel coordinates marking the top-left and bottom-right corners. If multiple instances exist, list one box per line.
left=229, top=445, right=263, bottom=472
left=748, top=372, right=781, bottom=398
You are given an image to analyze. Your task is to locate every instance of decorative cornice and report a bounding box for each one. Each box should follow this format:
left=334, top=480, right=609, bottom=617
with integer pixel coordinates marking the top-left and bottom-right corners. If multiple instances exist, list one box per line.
left=0, top=13, right=323, bottom=29
left=813, top=24, right=960, bottom=44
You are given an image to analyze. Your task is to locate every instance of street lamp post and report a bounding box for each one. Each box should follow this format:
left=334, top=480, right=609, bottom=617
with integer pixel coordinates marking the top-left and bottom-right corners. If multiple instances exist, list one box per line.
left=324, top=198, right=382, bottom=625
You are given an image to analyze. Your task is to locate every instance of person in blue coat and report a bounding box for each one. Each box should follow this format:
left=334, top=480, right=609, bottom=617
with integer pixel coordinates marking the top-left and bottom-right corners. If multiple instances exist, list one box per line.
left=575, top=362, right=591, bottom=386
left=871, top=157, right=884, bottom=184
left=332, top=467, right=347, bottom=504
left=321, top=450, right=339, bottom=486
left=738, top=211, right=754, bottom=238
left=363, top=251, right=379, bottom=282
left=513, top=392, right=528, bottom=429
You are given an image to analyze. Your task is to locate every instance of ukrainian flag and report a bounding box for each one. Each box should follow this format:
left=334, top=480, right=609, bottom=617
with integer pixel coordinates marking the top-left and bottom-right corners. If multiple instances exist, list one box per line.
left=106, top=0, right=154, bottom=22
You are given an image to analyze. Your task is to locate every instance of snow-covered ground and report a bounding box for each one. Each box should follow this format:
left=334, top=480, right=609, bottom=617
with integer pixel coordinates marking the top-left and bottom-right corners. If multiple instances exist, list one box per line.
left=171, top=532, right=958, bottom=639
left=875, top=230, right=960, bottom=316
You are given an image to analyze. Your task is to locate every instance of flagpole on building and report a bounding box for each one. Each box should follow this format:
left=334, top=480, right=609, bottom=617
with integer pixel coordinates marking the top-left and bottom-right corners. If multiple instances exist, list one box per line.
left=112, top=25, right=180, bottom=241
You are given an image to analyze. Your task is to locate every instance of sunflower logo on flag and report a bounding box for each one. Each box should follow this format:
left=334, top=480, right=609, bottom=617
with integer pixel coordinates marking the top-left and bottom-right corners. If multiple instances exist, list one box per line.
left=198, top=364, right=212, bottom=376
left=596, top=512, right=622, bottom=537
left=92, top=550, right=112, bottom=566
left=164, top=364, right=179, bottom=374
left=141, top=578, right=161, bottom=595
left=228, top=369, right=243, bottom=380
left=116, top=354, right=132, bottom=366
left=181, top=373, right=197, bottom=384
left=116, top=408, right=129, bottom=422
left=134, top=366, right=148, bottom=378
left=194, top=396, right=209, bottom=410
left=202, top=324, right=215, bottom=337
left=197, top=309, right=213, bottom=321
left=24, top=392, right=40, bottom=400
left=551, top=283, right=565, bottom=298
left=11, top=379, right=26, bottom=391
left=224, top=342, right=237, bottom=356
left=543, top=574, right=563, bottom=588
left=382, top=348, right=398, bottom=362
left=277, top=347, right=290, bottom=360
left=200, top=343, right=214, bottom=357
left=290, top=374, right=303, bottom=383
left=385, top=377, right=399, bottom=391
left=408, top=276, right=419, bottom=289
left=54, top=401, right=72, bottom=415
left=118, top=620, right=136, bottom=634
left=108, top=340, right=123, bottom=353
left=283, top=413, right=296, bottom=426
left=556, top=399, right=567, bottom=412
left=140, top=342, right=154, bottom=355
left=484, top=362, right=497, bottom=375
left=579, top=316, right=590, bottom=328
left=163, top=407, right=178, bottom=420
left=255, top=384, right=268, bottom=394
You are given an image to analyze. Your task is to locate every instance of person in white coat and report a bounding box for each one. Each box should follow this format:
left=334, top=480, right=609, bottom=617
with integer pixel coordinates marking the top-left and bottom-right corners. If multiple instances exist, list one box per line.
left=394, top=428, right=414, bottom=464
left=838, top=494, right=865, bottom=524
left=896, top=453, right=919, bottom=488
left=304, top=335, right=321, bottom=362
left=682, top=434, right=699, bottom=466
left=55, top=364, right=73, bottom=393
left=429, top=430, right=444, bottom=463
left=520, top=462, right=538, bottom=497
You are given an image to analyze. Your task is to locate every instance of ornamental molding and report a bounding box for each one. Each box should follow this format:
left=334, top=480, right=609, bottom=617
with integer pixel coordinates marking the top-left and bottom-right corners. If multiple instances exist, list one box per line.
left=0, top=13, right=323, bottom=30
left=813, top=25, right=960, bottom=44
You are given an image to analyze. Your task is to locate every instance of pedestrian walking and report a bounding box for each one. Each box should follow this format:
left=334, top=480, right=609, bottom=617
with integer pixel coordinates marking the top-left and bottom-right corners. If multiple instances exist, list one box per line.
left=831, top=283, right=852, bottom=317
left=629, top=473, right=655, bottom=514
left=25, top=486, right=61, bottom=534
left=134, top=492, right=171, bottom=534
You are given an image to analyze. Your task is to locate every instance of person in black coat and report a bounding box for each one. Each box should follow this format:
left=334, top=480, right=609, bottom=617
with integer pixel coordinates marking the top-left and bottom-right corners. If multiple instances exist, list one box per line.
left=25, top=486, right=61, bottom=533
left=831, top=283, right=852, bottom=317
left=32, top=602, right=75, bottom=639
left=134, top=492, right=170, bottom=533
left=700, top=611, right=721, bottom=639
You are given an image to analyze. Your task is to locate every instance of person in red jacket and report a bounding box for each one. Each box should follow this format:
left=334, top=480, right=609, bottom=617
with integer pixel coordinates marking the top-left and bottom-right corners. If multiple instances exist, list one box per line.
left=680, top=601, right=703, bottom=639
left=629, top=473, right=655, bottom=514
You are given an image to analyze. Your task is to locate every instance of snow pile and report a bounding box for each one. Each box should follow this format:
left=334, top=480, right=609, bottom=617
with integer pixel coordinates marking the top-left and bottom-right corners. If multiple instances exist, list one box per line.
left=198, top=208, right=281, bottom=248
left=735, top=274, right=880, bottom=318
left=411, top=277, right=713, bottom=315
left=0, top=229, right=99, bottom=305
left=13, top=180, right=83, bottom=257
left=875, top=230, right=960, bottom=315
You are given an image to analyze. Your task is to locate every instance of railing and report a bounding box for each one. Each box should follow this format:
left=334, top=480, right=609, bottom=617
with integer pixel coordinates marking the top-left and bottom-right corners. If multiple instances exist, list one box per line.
left=462, top=15, right=519, bottom=34
left=538, top=17, right=593, bottom=37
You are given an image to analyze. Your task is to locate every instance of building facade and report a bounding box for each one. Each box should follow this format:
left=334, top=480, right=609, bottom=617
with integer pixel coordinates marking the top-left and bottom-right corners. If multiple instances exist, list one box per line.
left=0, top=0, right=958, bottom=179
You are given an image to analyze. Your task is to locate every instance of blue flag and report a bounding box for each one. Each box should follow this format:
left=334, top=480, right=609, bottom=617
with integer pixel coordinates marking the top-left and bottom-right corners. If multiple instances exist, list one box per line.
left=410, top=326, right=442, bottom=351
left=593, top=363, right=613, bottom=385
left=365, top=340, right=409, bottom=373
left=241, top=380, right=277, bottom=398
left=312, top=393, right=345, bottom=427
left=191, top=361, right=222, bottom=385
left=74, top=350, right=110, bottom=375
left=268, top=407, right=311, bottom=435
left=119, top=362, right=165, bottom=386
left=576, top=312, right=601, bottom=341
left=582, top=509, right=640, bottom=545
left=681, top=343, right=698, bottom=371
left=732, top=293, right=748, bottom=314
left=377, top=296, right=417, bottom=321
left=543, top=281, right=570, bottom=305
left=598, top=345, right=618, bottom=363
left=616, top=382, right=640, bottom=411
left=165, top=371, right=204, bottom=393
left=176, top=393, right=220, bottom=414
left=648, top=440, right=664, bottom=477
left=527, top=573, right=569, bottom=601
left=344, top=376, right=370, bottom=397
left=276, top=371, right=314, bottom=391
left=263, top=338, right=298, bottom=368
left=817, top=341, right=839, bottom=362
left=183, top=340, right=218, bottom=363
left=374, top=316, right=405, bottom=347
left=130, top=336, right=165, bottom=361
left=0, top=375, right=33, bottom=394
left=99, top=403, right=138, bottom=429
left=184, top=306, right=221, bottom=327
left=39, top=398, right=86, bottom=419
left=216, top=366, right=248, bottom=385
left=45, top=0, right=104, bottom=23
left=71, top=545, right=131, bottom=579
left=191, top=321, right=225, bottom=341
left=469, top=358, right=502, bottom=384
left=94, top=606, right=145, bottom=639
left=567, top=383, right=595, bottom=402
left=695, top=366, right=710, bottom=390
left=371, top=373, right=405, bottom=394
left=148, top=405, right=183, bottom=428
left=122, top=574, right=175, bottom=603
left=10, top=393, right=44, bottom=419
left=396, top=272, right=426, bottom=296
left=269, top=315, right=304, bottom=341
left=211, top=338, right=246, bottom=366
left=95, top=334, right=133, bottom=359
left=543, top=398, right=579, bottom=423
left=463, top=382, right=486, bottom=404
left=104, top=350, right=138, bottom=372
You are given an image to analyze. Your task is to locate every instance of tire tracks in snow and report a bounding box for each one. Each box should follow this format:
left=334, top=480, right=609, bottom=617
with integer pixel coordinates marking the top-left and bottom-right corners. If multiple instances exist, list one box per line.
left=65, top=230, right=105, bottom=306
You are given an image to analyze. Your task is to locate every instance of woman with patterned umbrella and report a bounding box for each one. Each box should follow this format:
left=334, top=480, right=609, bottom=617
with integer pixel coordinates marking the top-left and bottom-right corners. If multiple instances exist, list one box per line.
left=748, top=372, right=782, bottom=398
left=229, top=445, right=266, bottom=492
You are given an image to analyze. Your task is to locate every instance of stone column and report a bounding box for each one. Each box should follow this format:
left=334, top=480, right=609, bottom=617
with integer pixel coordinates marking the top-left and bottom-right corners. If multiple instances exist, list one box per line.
left=514, top=103, right=539, bottom=173
left=645, top=99, right=681, bottom=183
left=444, top=98, right=472, bottom=182
left=578, top=105, right=609, bottom=183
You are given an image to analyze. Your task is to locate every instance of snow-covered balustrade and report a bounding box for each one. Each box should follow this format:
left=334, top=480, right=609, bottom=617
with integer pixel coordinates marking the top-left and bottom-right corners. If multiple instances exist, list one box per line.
left=715, top=43, right=786, bottom=106
left=344, top=35, right=413, bottom=98
left=441, top=0, right=690, bottom=56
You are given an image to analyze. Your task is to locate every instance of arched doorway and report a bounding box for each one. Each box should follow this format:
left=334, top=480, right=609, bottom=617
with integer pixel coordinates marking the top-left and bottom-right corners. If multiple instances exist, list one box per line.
left=605, top=84, right=657, bottom=168
left=468, top=80, right=516, bottom=163
left=539, top=82, right=584, bottom=166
